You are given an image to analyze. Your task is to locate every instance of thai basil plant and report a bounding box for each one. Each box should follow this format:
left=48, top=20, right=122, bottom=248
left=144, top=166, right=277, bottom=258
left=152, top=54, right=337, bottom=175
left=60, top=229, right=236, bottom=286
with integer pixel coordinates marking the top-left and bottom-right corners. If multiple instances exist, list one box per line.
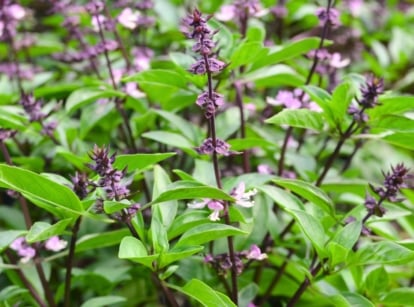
left=1, top=0, right=414, bottom=306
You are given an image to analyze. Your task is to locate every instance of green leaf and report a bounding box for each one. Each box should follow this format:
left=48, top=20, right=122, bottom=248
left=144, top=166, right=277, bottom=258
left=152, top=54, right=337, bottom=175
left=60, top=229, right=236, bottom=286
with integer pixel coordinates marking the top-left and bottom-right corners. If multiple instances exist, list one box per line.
left=80, top=296, right=126, bottom=307
left=0, top=165, right=83, bottom=217
left=351, top=241, right=414, bottom=265
left=154, top=109, right=202, bottom=144
left=151, top=215, right=169, bottom=253
left=365, top=266, right=389, bottom=295
left=65, top=87, right=125, bottom=114
left=331, top=81, right=356, bottom=124
left=26, top=218, right=73, bottom=243
left=382, top=288, right=414, bottom=306
left=159, top=245, right=204, bottom=268
left=286, top=209, right=328, bottom=257
left=168, top=211, right=209, bottom=240
left=257, top=185, right=304, bottom=211
left=331, top=220, right=362, bottom=249
left=151, top=182, right=235, bottom=205
left=369, top=96, right=414, bottom=118
left=273, top=178, right=335, bottom=215
left=175, top=223, right=247, bottom=248
left=0, top=106, right=27, bottom=130
left=341, top=293, right=375, bottom=307
left=124, top=69, right=188, bottom=105
left=118, top=236, right=157, bottom=269
left=371, top=115, right=414, bottom=132
left=382, top=132, right=414, bottom=150
left=265, top=109, right=324, bottom=131
left=76, top=229, right=129, bottom=253
left=327, top=242, right=349, bottom=267
left=0, top=230, right=26, bottom=252
left=0, top=286, right=28, bottom=302
left=302, top=85, right=335, bottom=127
left=242, top=65, right=305, bottom=88
left=142, top=131, right=195, bottom=150
left=152, top=165, right=178, bottom=229
left=174, top=279, right=236, bottom=307
left=250, top=37, right=321, bottom=71
left=103, top=200, right=131, bottom=214
left=229, top=41, right=264, bottom=69
left=114, top=152, right=176, bottom=171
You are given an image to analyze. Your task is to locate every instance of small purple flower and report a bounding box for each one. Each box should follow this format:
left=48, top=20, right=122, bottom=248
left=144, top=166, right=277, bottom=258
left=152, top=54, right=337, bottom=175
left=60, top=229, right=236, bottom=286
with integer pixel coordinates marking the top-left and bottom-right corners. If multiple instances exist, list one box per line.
left=71, top=172, right=90, bottom=199
left=257, top=164, right=273, bottom=174
left=0, top=128, right=16, bottom=141
left=45, top=236, right=67, bottom=252
left=196, top=138, right=231, bottom=156
left=20, top=93, right=45, bottom=122
left=316, top=7, right=340, bottom=27
left=359, top=75, right=384, bottom=109
left=10, top=237, right=36, bottom=263
left=267, top=90, right=302, bottom=109
left=85, top=0, right=104, bottom=15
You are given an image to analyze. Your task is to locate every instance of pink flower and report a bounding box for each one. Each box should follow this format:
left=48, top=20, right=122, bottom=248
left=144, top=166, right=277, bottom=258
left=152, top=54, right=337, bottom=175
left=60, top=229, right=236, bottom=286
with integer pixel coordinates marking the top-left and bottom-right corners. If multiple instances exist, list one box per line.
left=91, top=15, right=106, bottom=32
left=10, top=237, right=36, bottom=263
left=45, top=236, right=67, bottom=252
left=257, top=164, right=273, bottom=174
left=267, top=90, right=302, bottom=109
left=231, top=182, right=257, bottom=208
left=246, top=245, right=267, bottom=260
left=117, top=8, right=140, bottom=29
left=188, top=199, right=224, bottom=221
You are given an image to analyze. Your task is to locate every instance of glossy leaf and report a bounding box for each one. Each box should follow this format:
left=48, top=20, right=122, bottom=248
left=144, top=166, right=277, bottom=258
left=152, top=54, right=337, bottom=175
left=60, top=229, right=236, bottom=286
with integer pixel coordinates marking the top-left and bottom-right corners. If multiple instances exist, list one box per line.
left=174, top=279, right=236, bottom=307
left=382, top=288, right=414, bottom=306
left=151, top=181, right=235, bottom=205
left=0, top=165, right=83, bottom=217
left=351, top=241, right=414, bottom=265
left=76, top=229, right=129, bottom=253
left=26, top=218, right=73, bottom=243
left=175, top=223, right=247, bottom=248
left=286, top=209, right=328, bottom=257
left=168, top=211, right=209, bottom=240
left=65, top=87, right=125, bottom=114
left=369, top=96, right=414, bottom=118
left=273, top=178, right=335, bottom=215
left=265, top=109, right=325, bottom=131
left=80, top=296, right=126, bottom=307
left=118, top=236, right=157, bottom=269
left=250, top=37, right=321, bottom=70
left=230, top=41, right=264, bottom=69
left=159, top=246, right=204, bottom=268
left=114, top=152, right=176, bottom=171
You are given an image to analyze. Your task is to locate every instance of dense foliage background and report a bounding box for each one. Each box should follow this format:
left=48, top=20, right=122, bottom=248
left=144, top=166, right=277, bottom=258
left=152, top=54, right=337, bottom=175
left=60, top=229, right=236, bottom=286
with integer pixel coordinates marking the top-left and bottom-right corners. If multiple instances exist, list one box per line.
left=1, top=0, right=414, bottom=306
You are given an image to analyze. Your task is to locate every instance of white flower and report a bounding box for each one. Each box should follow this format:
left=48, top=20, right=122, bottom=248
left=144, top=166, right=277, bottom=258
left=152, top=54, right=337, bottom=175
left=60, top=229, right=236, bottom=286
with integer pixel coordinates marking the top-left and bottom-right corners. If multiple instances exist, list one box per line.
left=246, top=245, right=267, bottom=260
left=231, top=182, right=257, bottom=208
left=188, top=199, right=224, bottom=221
left=45, top=236, right=67, bottom=252
left=117, top=8, right=140, bottom=29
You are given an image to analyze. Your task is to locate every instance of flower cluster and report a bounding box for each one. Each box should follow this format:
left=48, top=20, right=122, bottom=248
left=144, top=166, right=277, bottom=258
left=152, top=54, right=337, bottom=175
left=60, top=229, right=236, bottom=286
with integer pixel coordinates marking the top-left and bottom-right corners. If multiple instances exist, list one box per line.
left=88, top=145, right=130, bottom=201
left=204, top=244, right=267, bottom=275
left=20, top=93, right=57, bottom=137
left=0, top=1, right=26, bottom=41
left=196, top=138, right=232, bottom=156
left=267, top=88, right=321, bottom=112
left=360, top=164, right=409, bottom=226
left=348, top=75, right=384, bottom=123
left=184, top=9, right=226, bottom=119
left=316, top=6, right=340, bottom=28
left=10, top=236, right=67, bottom=263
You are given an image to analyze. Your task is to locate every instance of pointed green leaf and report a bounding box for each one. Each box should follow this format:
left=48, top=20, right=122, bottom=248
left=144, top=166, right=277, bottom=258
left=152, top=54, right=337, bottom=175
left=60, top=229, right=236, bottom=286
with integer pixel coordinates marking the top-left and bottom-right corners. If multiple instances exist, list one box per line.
left=286, top=209, right=328, bottom=257
left=118, top=236, right=157, bottom=269
left=65, top=87, right=125, bottom=114
left=114, top=152, right=176, bottom=171
left=26, top=218, right=73, bottom=243
left=176, top=223, right=247, bottom=248
left=80, top=296, right=126, bottom=307
left=273, top=178, right=334, bottom=215
left=382, top=288, right=414, bottom=306
left=230, top=41, right=264, bottom=69
left=369, top=96, right=414, bottom=118
left=159, top=246, right=204, bottom=268
left=265, top=109, right=324, bottom=131
left=174, top=279, right=236, bottom=307
left=351, top=241, right=414, bottom=265
left=331, top=81, right=355, bottom=124
left=332, top=220, right=362, bottom=249
left=0, top=165, right=83, bottom=216
left=168, top=211, right=209, bottom=240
